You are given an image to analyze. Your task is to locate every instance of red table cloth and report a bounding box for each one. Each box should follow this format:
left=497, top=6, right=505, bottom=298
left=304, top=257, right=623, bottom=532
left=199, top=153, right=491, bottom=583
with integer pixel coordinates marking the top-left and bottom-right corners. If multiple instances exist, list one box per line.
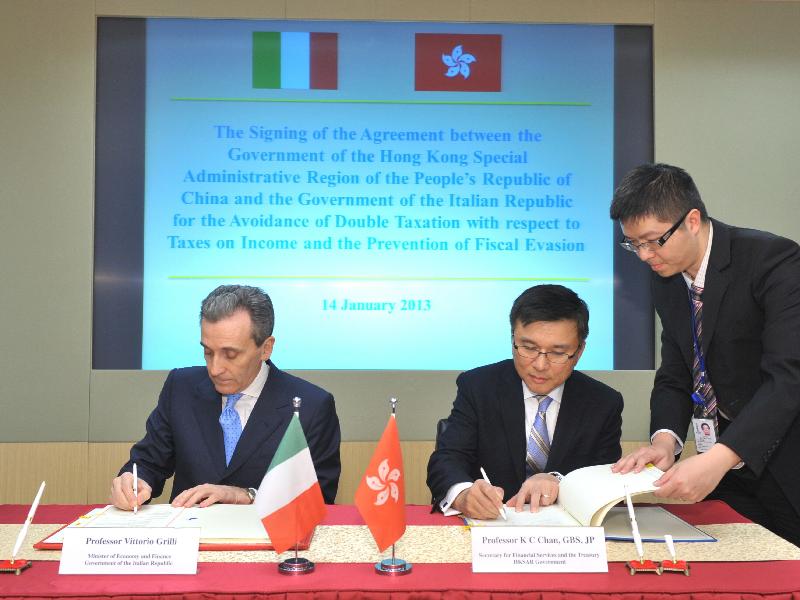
left=1, top=501, right=797, bottom=600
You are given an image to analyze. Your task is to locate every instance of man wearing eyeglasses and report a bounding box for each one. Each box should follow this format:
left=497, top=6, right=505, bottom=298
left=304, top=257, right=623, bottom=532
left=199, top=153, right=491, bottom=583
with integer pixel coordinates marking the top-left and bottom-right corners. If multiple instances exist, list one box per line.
left=610, top=163, right=800, bottom=546
left=427, top=285, right=623, bottom=519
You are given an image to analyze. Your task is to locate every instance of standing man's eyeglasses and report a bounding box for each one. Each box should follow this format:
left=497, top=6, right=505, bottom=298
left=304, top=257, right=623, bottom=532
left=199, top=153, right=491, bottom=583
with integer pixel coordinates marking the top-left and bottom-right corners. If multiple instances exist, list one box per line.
left=619, top=209, right=692, bottom=253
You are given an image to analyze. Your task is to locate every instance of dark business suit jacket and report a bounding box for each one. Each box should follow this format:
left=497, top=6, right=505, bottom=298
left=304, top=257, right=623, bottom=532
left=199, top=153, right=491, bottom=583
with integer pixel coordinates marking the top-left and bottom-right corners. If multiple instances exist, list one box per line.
left=426, top=359, right=623, bottom=506
left=651, top=219, right=800, bottom=513
left=120, top=360, right=341, bottom=504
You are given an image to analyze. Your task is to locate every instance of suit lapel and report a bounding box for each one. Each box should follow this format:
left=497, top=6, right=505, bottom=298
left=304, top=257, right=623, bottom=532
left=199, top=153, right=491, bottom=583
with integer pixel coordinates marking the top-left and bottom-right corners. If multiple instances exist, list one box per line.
left=674, top=278, right=695, bottom=365
left=193, top=376, right=227, bottom=480
left=547, top=375, right=581, bottom=469
left=699, top=220, right=732, bottom=353
left=226, top=361, right=291, bottom=477
left=498, top=362, right=527, bottom=483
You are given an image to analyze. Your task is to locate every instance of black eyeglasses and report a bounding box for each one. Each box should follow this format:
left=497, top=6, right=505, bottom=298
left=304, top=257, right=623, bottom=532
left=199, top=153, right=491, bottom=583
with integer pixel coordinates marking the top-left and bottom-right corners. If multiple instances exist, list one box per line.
left=512, top=338, right=580, bottom=364
left=619, top=209, right=692, bottom=253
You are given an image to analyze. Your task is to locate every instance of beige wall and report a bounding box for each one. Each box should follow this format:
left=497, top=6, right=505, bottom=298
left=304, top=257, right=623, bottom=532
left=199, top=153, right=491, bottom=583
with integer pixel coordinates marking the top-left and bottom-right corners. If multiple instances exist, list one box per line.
left=0, top=440, right=695, bottom=505
left=1, top=0, right=799, bottom=503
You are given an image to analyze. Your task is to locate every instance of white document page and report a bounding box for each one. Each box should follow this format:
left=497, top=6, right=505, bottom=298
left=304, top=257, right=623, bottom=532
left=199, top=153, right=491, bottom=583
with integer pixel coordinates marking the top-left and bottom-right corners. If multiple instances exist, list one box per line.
left=42, top=505, right=184, bottom=544
left=42, top=504, right=270, bottom=546
left=558, top=464, right=662, bottom=526
left=465, top=505, right=580, bottom=527
left=466, top=504, right=714, bottom=542
left=80, top=504, right=185, bottom=527
left=171, top=504, right=270, bottom=543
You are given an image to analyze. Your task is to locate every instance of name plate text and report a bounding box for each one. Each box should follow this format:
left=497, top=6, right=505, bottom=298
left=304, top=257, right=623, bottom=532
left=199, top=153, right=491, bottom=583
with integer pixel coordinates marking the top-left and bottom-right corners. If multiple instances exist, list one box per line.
left=471, top=526, right=608, bottom=573
left=59, top=527, right=200, bottom=574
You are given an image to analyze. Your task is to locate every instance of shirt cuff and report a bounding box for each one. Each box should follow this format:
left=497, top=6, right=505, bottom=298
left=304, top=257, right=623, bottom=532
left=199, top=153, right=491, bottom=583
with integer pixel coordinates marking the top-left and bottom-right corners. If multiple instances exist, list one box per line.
left=652, top=429, right=684, bottom=454
left=439, top=481, right=473, bottom=516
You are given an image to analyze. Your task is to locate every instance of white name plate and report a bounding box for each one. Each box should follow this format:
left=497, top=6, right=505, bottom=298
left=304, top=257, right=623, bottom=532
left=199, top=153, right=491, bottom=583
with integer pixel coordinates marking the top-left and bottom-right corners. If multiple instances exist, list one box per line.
left=59, top=527, right=200, bottom=574
left=471, top=526, right=608, bottom=573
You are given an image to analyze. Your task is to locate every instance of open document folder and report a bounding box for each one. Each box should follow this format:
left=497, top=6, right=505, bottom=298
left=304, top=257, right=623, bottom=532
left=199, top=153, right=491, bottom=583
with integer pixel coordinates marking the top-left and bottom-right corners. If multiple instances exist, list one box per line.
left=36, top=504, right=315, bottom=551
left=464, top=463, right=715, bottom=542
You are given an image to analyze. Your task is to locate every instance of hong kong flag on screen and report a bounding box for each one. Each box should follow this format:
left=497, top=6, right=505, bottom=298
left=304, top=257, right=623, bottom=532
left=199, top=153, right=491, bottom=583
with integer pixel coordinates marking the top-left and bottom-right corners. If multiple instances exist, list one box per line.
left=415, top=33, right=501, bottom=92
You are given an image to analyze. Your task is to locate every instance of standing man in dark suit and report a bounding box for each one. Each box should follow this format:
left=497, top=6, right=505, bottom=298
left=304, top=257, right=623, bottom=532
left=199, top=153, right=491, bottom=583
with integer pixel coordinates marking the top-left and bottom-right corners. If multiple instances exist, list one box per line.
left=110, top=285, right=341, bottom=509
left=427, top=285, right=623, bottom=519
left=610, top=163, right=800, bottom=546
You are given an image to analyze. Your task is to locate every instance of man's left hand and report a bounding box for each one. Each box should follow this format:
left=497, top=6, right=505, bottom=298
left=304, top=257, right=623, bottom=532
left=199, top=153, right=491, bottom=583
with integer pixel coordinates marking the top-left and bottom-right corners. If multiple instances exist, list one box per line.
left=171, top=484, right=251, bottom=508
left=507, top=473, right=560, bottom=513
left=653, top=444, right=741, bottom=502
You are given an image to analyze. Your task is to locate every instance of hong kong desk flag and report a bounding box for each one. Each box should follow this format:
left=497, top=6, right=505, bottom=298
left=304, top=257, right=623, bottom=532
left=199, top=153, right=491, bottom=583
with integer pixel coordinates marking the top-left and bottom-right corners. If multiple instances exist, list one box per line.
left=415, top=33, right=501, bottom=92
left=255, top=398, right=325, bottom=573
left=355, top=399, right=410, bottom=574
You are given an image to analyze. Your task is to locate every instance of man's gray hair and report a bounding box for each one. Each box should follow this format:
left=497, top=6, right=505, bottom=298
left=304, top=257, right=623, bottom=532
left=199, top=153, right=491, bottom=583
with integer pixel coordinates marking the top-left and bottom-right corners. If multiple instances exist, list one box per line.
left=200, top=285, right=274, bottom=346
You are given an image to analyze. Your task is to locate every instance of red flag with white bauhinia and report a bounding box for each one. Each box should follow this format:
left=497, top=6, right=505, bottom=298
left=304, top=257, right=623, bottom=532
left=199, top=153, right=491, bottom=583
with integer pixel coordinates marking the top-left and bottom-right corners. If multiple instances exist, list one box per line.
left=415, top=33, right=502, bottom=92
left=354, top=415, right=406, bottom=552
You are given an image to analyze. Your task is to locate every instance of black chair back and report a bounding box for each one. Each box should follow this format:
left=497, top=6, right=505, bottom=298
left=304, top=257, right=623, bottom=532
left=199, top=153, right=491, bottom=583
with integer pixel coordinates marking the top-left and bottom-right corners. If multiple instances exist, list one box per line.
left=435, top=417, right=449, bottom=450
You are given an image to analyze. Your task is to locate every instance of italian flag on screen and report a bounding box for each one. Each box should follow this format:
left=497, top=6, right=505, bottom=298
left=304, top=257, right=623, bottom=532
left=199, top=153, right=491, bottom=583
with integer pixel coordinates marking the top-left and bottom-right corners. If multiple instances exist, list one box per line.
left=252, top=32, right=338, bottom=89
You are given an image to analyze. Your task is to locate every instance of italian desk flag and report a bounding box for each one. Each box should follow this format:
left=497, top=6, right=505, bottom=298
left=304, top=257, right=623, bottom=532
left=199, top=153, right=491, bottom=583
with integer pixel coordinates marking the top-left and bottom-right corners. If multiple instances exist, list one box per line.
left=354, top=415, right=406, bottom=552
left=252, top=32, right=338, bottom=89
left=254, top=412, right=326, bottom=554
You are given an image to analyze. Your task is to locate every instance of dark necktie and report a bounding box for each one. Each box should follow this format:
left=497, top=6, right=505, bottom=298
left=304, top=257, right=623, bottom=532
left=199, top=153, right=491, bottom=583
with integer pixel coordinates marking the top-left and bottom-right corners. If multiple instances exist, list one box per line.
left=690, top=284, right=718, bottom=426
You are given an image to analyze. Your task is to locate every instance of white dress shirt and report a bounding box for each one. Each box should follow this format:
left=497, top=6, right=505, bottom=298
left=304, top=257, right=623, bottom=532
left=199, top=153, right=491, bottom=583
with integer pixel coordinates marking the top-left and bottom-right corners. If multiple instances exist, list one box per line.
left=222, top=361, right=269, bottom=429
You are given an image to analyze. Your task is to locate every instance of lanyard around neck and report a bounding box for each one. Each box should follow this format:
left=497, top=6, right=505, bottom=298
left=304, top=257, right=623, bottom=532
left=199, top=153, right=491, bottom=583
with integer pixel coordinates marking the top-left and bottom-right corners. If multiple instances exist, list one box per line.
left=687, top=288, right=710, bottom=406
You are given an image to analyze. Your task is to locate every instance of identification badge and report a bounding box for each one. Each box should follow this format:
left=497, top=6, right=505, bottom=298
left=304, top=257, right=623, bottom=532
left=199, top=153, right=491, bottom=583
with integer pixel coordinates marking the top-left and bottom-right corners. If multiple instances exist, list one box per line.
left=692, top=417, right=716, bottom=453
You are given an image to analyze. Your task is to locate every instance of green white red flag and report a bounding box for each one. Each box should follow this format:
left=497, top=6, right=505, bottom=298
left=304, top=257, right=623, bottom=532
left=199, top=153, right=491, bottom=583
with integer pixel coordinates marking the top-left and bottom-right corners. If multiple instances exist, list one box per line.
left=252, top=32, right=338, bottom=89
left=254, top=413, right=326, bottom=553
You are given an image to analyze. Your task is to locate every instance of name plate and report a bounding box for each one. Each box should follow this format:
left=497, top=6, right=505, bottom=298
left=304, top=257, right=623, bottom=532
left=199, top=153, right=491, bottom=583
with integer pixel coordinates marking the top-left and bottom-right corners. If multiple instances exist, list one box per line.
left=59, top=527, right=200, bottom=574
left=471, top=526, right=608, bottom=573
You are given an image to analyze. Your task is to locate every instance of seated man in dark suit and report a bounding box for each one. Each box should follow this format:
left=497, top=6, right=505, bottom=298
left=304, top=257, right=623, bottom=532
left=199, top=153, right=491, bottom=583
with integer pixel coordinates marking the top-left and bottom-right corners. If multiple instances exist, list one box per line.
left=427, top=284, right=623, bottom=519
left=110, top=285, right=341, bottom=509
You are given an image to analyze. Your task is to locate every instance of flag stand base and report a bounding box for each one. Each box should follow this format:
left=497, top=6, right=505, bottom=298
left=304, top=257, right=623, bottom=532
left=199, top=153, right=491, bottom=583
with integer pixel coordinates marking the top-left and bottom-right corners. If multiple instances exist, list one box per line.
left=626, top=559, right=661, bottom=575
left=661, top=559, right=690, bottom=576
left=375, top=558, right=412, bottom=575
left=0, top=560, right=32, bottom=576
left=278, top=557, right=315, bottom=575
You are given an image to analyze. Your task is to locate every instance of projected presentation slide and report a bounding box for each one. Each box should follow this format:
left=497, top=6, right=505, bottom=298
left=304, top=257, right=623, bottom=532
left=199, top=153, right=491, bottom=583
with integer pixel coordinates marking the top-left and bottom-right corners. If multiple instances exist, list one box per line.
left=140, top=19, right=616, bottom=370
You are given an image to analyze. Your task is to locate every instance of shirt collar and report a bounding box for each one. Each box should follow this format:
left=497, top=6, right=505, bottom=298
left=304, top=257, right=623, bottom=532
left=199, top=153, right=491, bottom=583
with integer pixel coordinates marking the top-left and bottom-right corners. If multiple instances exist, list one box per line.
left=231, top=361, right=270, bottom=400
left=522, top=380, right=564, bottom=405
left=682, top=220, right=714, bottom=289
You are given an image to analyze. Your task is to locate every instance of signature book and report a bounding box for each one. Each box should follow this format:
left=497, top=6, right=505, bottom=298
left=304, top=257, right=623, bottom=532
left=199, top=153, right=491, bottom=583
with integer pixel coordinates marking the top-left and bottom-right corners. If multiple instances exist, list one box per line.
left=465, top=463, right=715, bottom=543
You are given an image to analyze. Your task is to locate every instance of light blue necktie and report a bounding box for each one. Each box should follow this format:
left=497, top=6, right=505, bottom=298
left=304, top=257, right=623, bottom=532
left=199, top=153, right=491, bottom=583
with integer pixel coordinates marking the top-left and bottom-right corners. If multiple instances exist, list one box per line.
left=220, top=393, right=243, bottom=466
left=525, top=395, right=554, bottom=476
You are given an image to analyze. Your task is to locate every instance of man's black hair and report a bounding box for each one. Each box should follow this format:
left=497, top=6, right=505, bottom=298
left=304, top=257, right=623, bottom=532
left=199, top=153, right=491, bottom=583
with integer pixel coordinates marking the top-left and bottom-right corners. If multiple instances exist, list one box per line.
left=509, top=284, right=589, bottom=342
left=610, top=163, right=709, bottom=223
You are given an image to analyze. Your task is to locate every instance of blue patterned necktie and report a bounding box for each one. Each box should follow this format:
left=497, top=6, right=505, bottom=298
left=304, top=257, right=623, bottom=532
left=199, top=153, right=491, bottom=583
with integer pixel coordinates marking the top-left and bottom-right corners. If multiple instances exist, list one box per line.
left=526, top=395, right=554, bottom=476
left=220, top=393, right=243, bottom=466
left=689, top=285, right=718, bottom=429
